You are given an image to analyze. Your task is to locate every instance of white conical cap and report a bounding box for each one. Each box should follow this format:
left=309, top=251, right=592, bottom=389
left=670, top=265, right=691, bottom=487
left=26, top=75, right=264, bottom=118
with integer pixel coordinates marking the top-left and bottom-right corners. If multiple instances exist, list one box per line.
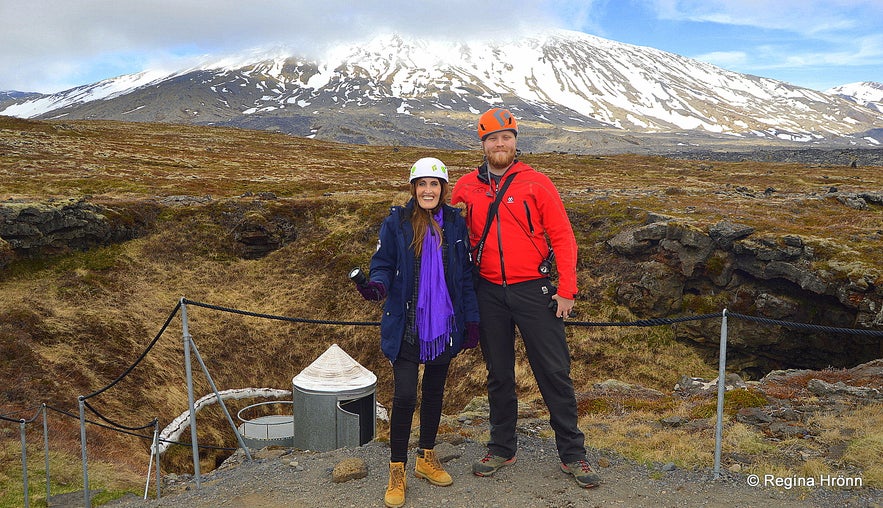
left=292, top=343, right=376, bottom=396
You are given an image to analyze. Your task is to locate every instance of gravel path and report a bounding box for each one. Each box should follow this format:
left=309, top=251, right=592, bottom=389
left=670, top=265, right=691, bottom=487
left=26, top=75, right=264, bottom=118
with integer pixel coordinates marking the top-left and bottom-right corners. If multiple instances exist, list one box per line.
left=106, top=431, right=880, bottom=508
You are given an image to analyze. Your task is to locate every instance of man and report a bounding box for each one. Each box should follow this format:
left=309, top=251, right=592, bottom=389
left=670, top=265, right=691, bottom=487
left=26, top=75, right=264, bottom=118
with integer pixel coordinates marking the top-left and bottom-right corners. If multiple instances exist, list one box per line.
left=451, top=107, right=600, bottom=488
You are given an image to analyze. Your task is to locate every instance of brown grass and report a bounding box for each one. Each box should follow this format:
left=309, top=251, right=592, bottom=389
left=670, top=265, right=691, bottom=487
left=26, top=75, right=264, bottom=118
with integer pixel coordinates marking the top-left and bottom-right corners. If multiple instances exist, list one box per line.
left=1, top=117, right=881, bottom=503
left=760, top=368, right=858, bottom=399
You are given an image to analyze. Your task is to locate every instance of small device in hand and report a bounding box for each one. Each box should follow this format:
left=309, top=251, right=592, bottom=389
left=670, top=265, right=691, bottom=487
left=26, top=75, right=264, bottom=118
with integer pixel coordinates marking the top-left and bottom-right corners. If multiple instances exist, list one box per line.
left=349, top=267, right=367, bottom=286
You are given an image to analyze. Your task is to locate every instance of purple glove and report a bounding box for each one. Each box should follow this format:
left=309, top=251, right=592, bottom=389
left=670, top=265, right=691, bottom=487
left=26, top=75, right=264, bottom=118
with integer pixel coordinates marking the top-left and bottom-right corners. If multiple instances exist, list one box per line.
left=463, top=322, right=480, bottom=349
left=356, top=281, right=386, bottom=301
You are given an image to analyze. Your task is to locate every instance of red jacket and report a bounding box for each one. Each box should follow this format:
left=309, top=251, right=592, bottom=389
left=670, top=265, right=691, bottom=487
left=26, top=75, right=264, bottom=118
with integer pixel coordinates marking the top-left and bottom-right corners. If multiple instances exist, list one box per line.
left=452, top=160, right=578, bottom=299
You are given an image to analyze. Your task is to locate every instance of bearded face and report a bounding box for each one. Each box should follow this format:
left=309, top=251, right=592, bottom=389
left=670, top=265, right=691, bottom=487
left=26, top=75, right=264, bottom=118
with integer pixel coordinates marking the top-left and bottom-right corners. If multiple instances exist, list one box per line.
left=482, top=130, right=518, bottom=172
left=486, top=146, right=516, bottom=169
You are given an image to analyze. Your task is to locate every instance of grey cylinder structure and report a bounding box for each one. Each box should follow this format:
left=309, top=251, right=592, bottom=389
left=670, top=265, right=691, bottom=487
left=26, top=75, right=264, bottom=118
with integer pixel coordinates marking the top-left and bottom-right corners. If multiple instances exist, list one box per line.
left=291, top=344, right=377, bottom=451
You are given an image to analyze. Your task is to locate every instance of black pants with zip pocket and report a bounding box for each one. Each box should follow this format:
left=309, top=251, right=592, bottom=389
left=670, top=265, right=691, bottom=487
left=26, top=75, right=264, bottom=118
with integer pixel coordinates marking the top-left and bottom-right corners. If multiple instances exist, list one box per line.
left=475, top=276, right=586, bottom=464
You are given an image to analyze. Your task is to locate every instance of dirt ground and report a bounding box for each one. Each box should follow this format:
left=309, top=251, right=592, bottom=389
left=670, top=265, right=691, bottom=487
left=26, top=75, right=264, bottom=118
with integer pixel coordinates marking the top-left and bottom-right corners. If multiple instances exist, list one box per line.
left=103, top=432, right=880, bottom=508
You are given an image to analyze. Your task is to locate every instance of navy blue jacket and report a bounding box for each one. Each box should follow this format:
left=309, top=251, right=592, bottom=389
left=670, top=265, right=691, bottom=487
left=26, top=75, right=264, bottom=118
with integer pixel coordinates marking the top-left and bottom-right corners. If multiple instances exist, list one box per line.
left=368, top=201, right=480, bottom=362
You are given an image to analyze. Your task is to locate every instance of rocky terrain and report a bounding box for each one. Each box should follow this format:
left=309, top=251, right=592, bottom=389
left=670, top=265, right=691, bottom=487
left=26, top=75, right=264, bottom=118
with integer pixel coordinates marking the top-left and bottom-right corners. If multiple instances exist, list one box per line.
left=662, top=147, right=883, bottom=167
left=604, top=202, right=883, bottom=375
left=90, top=361, right=882, bottom=508
left=4, top=181, right=880, bottom=375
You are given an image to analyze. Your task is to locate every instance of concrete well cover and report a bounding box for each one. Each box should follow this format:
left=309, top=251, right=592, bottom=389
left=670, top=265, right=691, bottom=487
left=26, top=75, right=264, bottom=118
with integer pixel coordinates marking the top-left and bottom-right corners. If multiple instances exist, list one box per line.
left=292, top=343, right=376, bottom=396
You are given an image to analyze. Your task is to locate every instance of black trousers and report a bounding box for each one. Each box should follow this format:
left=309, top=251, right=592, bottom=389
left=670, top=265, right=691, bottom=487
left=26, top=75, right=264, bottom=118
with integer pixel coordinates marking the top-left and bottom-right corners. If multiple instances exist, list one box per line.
left=476, top=277, right=586, bottom=463
left=389, top=358, right=450, bottom=463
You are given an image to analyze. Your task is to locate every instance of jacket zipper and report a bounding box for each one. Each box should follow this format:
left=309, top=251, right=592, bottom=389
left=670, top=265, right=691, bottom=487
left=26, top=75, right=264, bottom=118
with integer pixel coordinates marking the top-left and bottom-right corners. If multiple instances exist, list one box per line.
left=523, top=201, right=534, bottom=234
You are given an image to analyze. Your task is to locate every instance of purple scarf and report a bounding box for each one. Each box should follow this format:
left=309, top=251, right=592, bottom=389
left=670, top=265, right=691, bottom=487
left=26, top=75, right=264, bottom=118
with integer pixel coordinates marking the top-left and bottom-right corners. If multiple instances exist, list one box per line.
left=415, top=208, right=455, bottom=362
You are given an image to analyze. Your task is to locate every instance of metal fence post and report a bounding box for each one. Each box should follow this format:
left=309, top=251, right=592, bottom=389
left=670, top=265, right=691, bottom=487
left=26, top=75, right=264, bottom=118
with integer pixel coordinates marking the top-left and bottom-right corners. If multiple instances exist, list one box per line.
left=180, top=298, right=201, bottom=488
left=144, top=421, right=157, bottom=500
left=154, top=421, right=162, bottom=499
left=153, top=420, right=162, bottom=499
left=713, top=308, right=728, bottom=479
left=42, top=404, right=50, bottom=505
left=78, top=396, right=90, bottom=508
left=188, top=338, right=253, bottom=462
left=20, top=419, right=29, bottom=508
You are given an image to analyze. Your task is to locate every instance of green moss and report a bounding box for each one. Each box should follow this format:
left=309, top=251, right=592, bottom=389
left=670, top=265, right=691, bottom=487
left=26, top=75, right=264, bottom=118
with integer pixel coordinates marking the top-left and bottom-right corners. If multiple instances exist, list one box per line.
left=704, top=251, right=729, bottom=278
left=681, top=292, right=730, bottom=315
left=690, top=388, right=768, bottom=419
left=725, top=388, right=768, bottom=409
left=690, top=402, right=716, bottom=419
left=578, top=397, right=613, bottom=415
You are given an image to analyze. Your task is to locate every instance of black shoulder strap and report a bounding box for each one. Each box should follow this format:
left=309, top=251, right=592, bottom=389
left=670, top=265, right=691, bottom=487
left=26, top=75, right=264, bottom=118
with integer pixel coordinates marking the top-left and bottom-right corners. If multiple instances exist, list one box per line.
left=473, top=172, right=516, bottom=267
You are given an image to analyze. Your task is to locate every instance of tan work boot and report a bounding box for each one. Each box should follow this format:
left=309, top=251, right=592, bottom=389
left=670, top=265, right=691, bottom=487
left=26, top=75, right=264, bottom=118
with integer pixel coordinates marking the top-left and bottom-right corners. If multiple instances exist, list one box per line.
left=414, top=448, right=453, bottom=486
left=385, top=461, right=406, bottom=507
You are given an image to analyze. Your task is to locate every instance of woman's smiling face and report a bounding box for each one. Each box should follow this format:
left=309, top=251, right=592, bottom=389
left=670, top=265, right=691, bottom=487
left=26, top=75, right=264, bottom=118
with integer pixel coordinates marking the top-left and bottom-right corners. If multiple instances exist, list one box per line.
left=414, top=177, right=443, bottom=210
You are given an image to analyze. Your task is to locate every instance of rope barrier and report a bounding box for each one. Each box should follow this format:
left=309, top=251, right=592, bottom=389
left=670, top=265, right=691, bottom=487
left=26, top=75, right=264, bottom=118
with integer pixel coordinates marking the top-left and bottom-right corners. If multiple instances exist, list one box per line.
left=728, top=312, right=883, bottom=336
left=43, top=404, right=81, bottom=419
left=44, top=402, right=233, bottom=452
left=565, top=313, right=721, bottom=327
left=82, top=400, right=157, bottom=432
left=7, top=302, right=880, bottom=432
left=181, top=298, right=381, bottom=326
left=61, top=405, right=237, bottom=452
left=180, top=300, right=883, bottom=336
left=155, top=439, right=238, bottom=452
left=82, top=301, right=182, bottom=400
left=0, top=405, right=43, bottom=424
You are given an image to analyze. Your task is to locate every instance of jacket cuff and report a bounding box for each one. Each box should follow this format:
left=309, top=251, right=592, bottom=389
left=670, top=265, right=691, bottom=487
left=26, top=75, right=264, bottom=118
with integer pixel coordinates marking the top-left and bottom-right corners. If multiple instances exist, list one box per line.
left=557, top=290, right=576, bottom=300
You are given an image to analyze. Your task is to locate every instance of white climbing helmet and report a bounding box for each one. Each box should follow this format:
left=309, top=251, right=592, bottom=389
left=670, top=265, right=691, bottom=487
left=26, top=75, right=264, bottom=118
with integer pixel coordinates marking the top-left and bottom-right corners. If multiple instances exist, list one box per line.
left=409, top=157, right=448, bottom=182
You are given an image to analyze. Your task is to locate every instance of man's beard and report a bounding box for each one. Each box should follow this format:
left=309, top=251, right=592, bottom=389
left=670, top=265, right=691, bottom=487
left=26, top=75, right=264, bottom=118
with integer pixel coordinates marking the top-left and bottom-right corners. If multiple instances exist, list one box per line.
left=486, top=148, right=516, bottom=171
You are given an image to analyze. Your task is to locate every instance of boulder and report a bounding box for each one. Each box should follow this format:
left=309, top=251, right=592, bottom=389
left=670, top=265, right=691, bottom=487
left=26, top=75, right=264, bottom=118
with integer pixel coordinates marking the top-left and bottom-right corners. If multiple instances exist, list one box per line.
left=0, top=198, right=156, bottom=266
left=331, top=457, right=368, bottom=483
left=709, top=221, right=755, bottom=249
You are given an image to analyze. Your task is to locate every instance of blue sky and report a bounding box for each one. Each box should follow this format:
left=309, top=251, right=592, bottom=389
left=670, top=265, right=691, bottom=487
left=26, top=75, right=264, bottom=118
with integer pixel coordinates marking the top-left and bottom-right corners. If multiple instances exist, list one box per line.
left=1, top=0, right=881, bottom=94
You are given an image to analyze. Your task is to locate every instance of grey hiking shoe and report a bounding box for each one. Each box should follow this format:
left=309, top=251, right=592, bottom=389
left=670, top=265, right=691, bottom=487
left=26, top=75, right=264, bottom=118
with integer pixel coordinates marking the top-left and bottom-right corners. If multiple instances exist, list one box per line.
left=472, top=452, right=516, bottom=476
left=561, top=459, right=601, bottom=488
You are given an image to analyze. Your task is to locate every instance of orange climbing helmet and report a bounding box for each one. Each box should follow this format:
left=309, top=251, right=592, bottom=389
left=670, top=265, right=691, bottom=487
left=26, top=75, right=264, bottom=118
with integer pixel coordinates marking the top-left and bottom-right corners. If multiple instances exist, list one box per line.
left=477, top=108, right=518, bottom=140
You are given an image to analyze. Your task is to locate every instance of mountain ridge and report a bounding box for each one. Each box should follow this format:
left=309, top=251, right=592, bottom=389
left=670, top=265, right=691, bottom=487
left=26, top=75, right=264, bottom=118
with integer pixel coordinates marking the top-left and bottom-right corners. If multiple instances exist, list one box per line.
left=1, top=30, right=881, bottom=154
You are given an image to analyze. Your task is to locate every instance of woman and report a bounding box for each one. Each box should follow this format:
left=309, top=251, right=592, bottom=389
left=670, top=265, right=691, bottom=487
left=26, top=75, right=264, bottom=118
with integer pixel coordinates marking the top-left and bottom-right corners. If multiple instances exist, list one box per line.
left=355, top=157, right=480, bottom=508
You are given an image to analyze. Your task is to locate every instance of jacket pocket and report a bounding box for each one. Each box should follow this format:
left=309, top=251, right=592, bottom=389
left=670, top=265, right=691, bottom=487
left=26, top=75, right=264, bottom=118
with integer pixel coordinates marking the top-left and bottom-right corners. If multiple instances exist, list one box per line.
left=523, top=200, right=535, bottom=234
left=380, top=308, right=405, bottom=343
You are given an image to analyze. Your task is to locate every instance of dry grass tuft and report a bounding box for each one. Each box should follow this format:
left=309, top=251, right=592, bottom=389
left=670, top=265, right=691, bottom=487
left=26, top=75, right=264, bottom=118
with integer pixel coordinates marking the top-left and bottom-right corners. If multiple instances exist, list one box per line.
left=813, top=404, right=883, bottom=486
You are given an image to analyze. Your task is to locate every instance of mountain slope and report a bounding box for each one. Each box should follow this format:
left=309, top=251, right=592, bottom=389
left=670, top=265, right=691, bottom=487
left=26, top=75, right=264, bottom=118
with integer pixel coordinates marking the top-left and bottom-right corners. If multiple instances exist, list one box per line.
left=2, top=30, right=881, bottom=153
left=828, top=81, right=883, bottom=113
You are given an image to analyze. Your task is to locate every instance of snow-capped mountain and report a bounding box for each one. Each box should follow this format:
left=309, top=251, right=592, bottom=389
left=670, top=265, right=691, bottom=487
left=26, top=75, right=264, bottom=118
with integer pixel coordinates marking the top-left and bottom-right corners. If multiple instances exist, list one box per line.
left=827, top=82, right=883, bottom=113
left=2, top=30, right=881, bottom=153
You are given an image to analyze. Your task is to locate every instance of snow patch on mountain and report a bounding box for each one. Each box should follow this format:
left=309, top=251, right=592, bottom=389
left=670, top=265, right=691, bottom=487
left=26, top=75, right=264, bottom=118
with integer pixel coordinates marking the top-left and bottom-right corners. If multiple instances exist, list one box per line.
left=1, top=69, right=178, bottom=118
left=827, top=81, right=883, bottom=113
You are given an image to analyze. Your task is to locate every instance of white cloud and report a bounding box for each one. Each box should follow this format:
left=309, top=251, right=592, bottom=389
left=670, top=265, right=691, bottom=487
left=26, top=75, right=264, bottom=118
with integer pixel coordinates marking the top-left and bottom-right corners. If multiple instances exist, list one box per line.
left=646, top=0, right=882, bottom=36
left=0, top=0, right=568, bottom=92
left=645, top=0, right=883, bottom=88
left=1, top=0, right=878, bottom=93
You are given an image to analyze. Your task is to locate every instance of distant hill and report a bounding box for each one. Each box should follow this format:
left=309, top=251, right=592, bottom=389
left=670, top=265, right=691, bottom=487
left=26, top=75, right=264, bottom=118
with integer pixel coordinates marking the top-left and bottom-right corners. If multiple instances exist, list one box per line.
left=827, top=81, right=883, bottom=113
left=0, top=90, right=41, bottom=109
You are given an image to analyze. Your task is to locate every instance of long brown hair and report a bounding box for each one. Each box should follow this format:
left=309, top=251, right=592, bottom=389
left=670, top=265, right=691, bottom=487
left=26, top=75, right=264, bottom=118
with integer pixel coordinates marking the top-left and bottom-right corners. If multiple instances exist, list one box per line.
left=409, top=179, right=448, bottom=256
